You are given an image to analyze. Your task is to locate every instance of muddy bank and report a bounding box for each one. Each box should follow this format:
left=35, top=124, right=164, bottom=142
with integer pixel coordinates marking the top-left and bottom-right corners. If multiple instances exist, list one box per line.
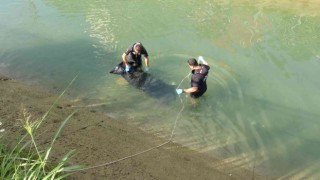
left=0, top=75, right=270, bottom=179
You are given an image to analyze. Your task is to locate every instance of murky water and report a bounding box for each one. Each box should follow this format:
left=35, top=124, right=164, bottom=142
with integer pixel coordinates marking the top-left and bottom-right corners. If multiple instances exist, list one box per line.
left=1, top=0, right=320, bottom=178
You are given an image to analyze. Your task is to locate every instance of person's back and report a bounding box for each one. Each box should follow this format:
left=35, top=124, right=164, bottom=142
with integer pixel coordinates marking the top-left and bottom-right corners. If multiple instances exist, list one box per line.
left=190, top=63, right=210, bottom=98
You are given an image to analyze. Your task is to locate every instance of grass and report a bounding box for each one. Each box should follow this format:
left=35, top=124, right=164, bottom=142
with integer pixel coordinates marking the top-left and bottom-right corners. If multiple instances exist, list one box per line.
left=0, top=77, right=81, bottom=179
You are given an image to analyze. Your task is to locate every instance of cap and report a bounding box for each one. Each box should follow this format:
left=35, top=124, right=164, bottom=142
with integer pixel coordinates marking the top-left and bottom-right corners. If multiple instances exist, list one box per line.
left=187, top=58, right=198, bottom=66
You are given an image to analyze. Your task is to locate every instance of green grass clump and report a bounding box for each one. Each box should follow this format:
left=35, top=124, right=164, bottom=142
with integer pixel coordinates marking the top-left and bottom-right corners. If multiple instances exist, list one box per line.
left=0, top=77, right=81, bottom=179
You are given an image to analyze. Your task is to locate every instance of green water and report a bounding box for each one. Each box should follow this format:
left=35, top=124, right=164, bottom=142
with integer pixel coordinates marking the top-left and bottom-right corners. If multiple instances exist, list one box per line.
left=1, top=0, right=320, bottom=178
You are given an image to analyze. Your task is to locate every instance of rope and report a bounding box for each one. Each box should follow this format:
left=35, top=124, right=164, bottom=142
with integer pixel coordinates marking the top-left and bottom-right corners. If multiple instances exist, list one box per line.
left=63, top=73, right=190, bottom=172
left=71, top=103, right=108, bottom=108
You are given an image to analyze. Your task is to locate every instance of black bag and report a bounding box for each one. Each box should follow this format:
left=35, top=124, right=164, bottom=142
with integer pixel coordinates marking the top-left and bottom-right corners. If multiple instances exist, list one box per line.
left=109, top=62, right=125, bottom=74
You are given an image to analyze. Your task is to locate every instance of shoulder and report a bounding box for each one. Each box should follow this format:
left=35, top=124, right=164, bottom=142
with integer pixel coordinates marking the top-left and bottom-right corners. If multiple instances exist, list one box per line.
left=197, top=65, right=209, bottom=76
left=125, top=43, right=135, bottom=54
left=139, top=43, right=148, bottom=55
left=128, top=43, right=136, bottom=50
left=201, top=64, right=210, bottom=70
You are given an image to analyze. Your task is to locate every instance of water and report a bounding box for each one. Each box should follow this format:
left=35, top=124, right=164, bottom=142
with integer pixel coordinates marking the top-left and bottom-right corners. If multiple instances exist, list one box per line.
left=1, top=0, right=320, bottom=178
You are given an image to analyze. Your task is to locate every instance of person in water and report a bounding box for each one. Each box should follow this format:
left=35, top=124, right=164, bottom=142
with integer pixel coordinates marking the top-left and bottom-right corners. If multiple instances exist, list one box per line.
left=122, top=42, right=150, bottom=72
left=176, top=57, right=210, bottom=98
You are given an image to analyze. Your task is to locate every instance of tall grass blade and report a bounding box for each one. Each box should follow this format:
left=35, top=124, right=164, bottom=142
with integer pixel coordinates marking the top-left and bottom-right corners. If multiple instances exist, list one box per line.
left=0, top=76, right=80, bottom=179
left=36, top=75, right=77, bottom=129
left=44, top=111, right=77, bottom=162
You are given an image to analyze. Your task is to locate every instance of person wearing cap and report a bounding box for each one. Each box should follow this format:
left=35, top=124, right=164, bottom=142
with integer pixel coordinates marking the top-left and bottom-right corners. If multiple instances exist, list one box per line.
left=176, top=57, right=210, bottom=98
left=122, top=42, right=150, bottom=72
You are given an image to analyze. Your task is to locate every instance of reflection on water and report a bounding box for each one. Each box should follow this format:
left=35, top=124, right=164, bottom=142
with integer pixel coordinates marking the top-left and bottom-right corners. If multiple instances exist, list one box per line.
left=1, top=0, right=320, bottom=178
left=85, top=1, right=118, bottom=52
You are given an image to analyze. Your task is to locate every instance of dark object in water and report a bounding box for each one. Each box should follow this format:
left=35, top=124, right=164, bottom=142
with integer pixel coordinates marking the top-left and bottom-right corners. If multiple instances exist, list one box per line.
left=109, top=62, right=127, bottom=74
left=0, top=75, right=11, bottom=81
left=110, top=62, right=176, bottom=103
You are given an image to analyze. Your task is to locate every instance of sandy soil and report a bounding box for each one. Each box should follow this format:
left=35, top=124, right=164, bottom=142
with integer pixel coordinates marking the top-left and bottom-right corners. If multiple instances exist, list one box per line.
left=0, top=74, right=271, bottom=180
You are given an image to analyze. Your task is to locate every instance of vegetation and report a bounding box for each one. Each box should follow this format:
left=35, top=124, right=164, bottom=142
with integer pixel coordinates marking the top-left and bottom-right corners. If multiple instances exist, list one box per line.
left=0, top=77, right=81, bottom=179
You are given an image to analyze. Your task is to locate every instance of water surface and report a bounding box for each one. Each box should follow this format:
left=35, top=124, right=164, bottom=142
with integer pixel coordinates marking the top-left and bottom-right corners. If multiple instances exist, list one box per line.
left=1, top=0, right=320, bottom=178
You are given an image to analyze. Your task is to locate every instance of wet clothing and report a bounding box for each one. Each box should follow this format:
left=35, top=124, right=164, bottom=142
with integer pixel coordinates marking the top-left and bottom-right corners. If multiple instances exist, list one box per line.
left=190, top=64, right=210, bottom=98
left=124, top=42, right=148, bottom=68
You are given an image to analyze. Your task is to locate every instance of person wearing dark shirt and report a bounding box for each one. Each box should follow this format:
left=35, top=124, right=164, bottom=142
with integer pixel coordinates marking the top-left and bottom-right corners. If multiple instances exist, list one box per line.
left=176, top=57, right=210, bottom=98
left=122, top=42, right=149, bottom=72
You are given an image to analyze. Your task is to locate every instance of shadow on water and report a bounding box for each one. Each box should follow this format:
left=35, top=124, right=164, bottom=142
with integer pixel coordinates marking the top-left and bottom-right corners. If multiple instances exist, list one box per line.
left=0, top=37, right=119, bottom=97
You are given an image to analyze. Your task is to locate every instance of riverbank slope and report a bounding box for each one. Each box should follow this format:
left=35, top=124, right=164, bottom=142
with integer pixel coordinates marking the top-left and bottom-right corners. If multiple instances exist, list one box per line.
left=0, top=75, right=269, bottom=179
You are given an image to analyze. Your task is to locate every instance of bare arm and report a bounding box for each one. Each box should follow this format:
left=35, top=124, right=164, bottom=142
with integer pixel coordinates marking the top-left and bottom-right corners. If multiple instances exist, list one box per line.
left=122, top=53, right=128, bottom=65
left=144, top=56, right=149, bottom=67
left=183, top=87, right=198, bottom=94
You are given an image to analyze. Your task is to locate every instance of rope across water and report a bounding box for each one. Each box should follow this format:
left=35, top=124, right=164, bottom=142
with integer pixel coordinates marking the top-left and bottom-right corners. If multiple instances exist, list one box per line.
left=63, top=73, right=190, bottom=172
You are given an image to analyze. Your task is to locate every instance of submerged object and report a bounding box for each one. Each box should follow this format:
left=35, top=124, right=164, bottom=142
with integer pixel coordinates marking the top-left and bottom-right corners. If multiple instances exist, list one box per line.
left=110, top=62, right=176, bottom=103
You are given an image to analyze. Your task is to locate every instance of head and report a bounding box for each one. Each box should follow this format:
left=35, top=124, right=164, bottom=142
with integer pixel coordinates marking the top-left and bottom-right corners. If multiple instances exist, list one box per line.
left=187, top=58, right=198, bottom=69
left=133, top=43, right=142, bottom=54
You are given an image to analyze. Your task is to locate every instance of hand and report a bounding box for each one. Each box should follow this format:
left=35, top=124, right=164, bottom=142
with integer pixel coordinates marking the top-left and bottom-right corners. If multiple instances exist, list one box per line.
left=144, top=67, right=150, bottom=72
left=176, top=89, right=183, bottom=95
left=125, top=64, right=131, bottom=72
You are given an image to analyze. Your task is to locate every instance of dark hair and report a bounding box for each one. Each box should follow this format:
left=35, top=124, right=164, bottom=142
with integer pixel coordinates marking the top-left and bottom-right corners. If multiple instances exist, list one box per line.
left=187, top=58, right=198, bottom=66
left=134, top=43, right=142, bottom=53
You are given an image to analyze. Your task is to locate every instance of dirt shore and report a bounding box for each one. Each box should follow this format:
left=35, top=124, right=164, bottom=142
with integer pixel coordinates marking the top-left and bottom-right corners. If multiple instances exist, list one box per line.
left=0, top=74, right=270, bottom=180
